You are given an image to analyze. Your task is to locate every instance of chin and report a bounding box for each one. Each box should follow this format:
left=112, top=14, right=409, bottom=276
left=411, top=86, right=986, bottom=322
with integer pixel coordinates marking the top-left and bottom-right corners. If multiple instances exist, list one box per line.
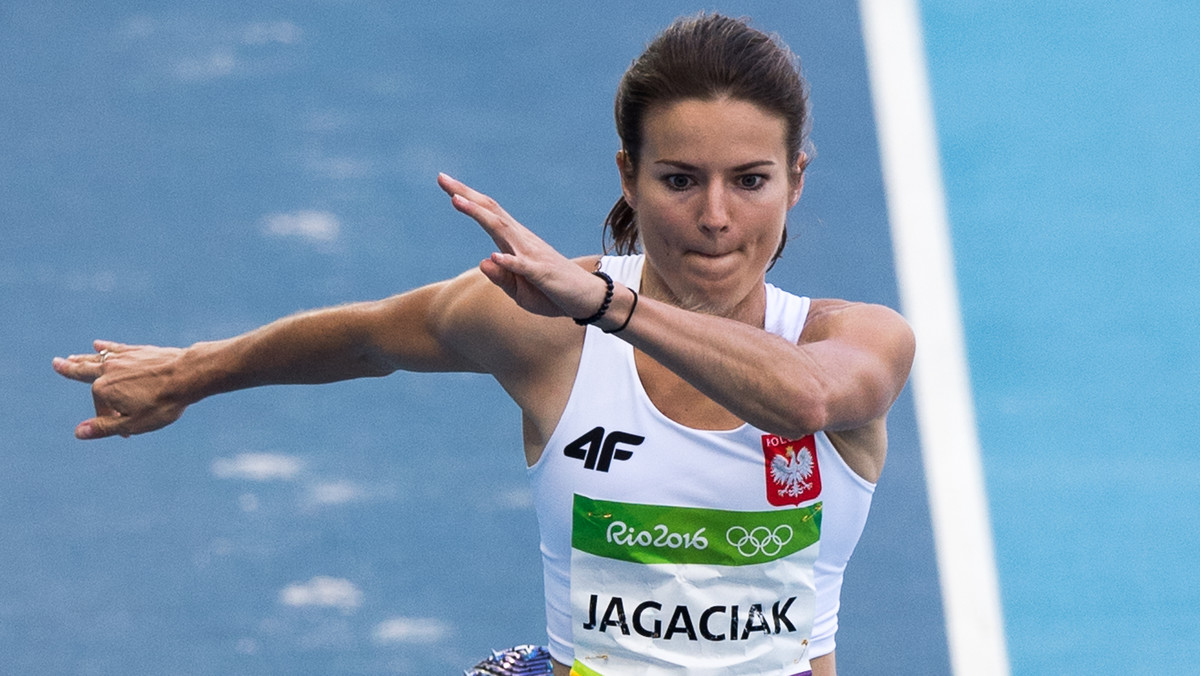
left=644, top=254, right=767, bottom=319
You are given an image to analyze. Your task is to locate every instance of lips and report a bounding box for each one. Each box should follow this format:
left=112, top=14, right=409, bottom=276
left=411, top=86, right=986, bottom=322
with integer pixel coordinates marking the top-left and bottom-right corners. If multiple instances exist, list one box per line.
left=688, top=249, right=737, bottom=260
left=683, top=250, right=743, bottom=279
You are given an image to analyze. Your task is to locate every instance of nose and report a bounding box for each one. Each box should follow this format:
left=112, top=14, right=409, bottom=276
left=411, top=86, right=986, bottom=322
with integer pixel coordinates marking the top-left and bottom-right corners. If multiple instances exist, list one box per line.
left=698, top=183, right=732, bottom=234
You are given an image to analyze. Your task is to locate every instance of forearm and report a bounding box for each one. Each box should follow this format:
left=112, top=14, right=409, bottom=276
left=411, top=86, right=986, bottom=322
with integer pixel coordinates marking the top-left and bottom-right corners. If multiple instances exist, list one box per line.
left=601, top=289, right=904, bottom=438
left=179, top=279, right=481, bottom=404
left=609, top=291, right=832, bottom=437
left=181, top=302, right=402, bottom=403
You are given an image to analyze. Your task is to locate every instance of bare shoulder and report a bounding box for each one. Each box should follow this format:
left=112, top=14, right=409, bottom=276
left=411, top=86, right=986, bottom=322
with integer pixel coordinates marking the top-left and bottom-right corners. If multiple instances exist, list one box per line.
left=803, top=298, right=914, bottom=386
left=430, top=256, right=599, bottom=458
left=802, top=298, right=913, bottom=345
left=802, top=299, right=914, bottom=368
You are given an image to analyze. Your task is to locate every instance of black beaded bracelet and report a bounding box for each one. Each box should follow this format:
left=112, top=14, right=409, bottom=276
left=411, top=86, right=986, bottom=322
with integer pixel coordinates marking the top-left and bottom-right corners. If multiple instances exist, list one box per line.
left=602, top=287, right=638, bottom=334
left=573, top=271, right=614, bottom=326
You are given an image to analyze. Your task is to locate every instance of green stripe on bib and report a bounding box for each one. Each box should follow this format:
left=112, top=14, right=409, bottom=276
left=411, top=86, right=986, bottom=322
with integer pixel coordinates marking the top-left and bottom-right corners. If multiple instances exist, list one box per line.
left=572, top=495, right=821, bottom=567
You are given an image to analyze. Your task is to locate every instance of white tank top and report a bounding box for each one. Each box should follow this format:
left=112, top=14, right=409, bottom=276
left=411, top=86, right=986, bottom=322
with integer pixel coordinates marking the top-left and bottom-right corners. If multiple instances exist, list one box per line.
left=528, top=255, right=875, bottom=674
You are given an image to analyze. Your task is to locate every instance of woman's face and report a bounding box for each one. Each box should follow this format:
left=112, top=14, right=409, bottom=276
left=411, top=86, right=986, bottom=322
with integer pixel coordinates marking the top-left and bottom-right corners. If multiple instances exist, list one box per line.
left=620, top=97, right=804, bottom=320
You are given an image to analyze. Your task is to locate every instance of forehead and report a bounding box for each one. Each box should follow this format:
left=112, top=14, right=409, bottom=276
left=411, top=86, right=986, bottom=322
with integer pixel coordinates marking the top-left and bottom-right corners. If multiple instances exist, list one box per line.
left=640, top=97, right=790, bottom=166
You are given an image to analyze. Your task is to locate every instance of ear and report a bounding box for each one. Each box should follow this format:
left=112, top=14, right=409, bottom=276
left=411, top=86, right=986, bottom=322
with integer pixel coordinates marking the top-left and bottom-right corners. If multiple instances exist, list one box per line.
left=616, top=150, right=638, bottom=209
left=787, top=152, right=808, bottom=209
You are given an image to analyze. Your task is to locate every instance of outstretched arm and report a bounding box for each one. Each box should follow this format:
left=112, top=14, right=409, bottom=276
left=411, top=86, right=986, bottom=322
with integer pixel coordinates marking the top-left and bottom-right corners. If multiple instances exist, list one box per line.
left=51, top=283, right=474, bottom=440
left=53, top=174, right=591, bottom=444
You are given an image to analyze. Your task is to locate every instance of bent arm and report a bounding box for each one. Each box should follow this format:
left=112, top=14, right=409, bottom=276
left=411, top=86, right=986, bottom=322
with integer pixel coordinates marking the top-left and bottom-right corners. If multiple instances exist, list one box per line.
left=609, top=294, right=915, bottom=440
left=439, top=174, right=914, bottom=444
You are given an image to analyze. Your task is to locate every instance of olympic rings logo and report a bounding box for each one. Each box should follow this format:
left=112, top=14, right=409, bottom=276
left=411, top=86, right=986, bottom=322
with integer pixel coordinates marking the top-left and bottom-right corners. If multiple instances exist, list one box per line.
left=725, top=525, right=794, bottom=557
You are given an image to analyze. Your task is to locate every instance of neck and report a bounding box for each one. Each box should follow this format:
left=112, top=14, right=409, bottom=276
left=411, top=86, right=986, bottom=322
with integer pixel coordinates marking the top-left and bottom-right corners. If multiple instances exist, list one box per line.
left=640, top=268, right=767, bottom=328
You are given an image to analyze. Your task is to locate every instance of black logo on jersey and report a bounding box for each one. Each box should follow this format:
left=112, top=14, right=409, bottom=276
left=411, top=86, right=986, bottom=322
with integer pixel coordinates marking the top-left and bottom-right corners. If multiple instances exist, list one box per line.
left=564, top=426, right=644, bottom=472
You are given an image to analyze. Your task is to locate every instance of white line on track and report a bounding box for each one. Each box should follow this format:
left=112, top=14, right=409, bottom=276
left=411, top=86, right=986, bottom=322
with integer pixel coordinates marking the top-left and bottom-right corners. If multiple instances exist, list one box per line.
left=858, top=1, right=1011, bottom=673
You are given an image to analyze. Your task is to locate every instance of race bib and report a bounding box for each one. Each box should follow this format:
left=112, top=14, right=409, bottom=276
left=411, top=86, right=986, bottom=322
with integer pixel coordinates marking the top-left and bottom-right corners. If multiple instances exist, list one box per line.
left=569, top=495, right=821, bottom=676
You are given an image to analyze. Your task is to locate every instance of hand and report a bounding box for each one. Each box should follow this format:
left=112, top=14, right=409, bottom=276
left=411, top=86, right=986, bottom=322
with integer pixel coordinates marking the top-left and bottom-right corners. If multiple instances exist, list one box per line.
left=437, top=173, right=611, bottom=320
left=52, top=339, right=192, bottom=440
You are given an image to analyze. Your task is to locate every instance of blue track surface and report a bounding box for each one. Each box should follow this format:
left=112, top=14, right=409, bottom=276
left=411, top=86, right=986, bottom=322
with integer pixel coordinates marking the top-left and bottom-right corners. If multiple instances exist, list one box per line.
left=922, top=2, right=1200, bottom=672
left=4, top=1, right=1196, bottom=673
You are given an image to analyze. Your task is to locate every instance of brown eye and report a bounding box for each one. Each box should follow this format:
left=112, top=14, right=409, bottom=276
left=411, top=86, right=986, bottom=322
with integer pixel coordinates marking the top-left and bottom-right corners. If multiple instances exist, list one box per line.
left=738, top=174, right=766, bottom=190
left=665, top=175, right=694, bottom=190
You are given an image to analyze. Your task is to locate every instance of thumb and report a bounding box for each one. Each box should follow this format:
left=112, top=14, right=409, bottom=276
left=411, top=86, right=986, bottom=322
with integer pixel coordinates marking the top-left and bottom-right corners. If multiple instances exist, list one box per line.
left=75, top=416, right=127, bottom=440
left=480, top=256, right=518, bottom=296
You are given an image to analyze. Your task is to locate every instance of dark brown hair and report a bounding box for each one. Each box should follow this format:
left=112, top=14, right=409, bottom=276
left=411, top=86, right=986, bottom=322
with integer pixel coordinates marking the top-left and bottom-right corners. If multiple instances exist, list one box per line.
left=604, top=13, right=813, bottom=263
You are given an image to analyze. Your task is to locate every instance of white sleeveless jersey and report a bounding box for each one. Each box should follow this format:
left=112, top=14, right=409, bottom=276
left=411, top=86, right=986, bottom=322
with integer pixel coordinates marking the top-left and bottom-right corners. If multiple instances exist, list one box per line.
left=528, top=255, right=875, bottom=675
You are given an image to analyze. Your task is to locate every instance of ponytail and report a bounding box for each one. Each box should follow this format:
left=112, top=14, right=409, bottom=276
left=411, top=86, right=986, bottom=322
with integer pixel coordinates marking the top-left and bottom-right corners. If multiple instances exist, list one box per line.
left=602, top=195, right=639, bottom=255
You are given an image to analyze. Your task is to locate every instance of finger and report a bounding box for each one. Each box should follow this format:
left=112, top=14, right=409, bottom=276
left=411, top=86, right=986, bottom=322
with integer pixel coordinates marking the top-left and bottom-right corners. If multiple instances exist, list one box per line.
left=484, top=251, right=540, bottom=283
left=438, top=173, right=514, bottom=220
left=449, top=192, right=499, bottom=222
left=436, top=171, right=461, bottom=196
left=53, top=339, right=128, bottom=381
left=451, top=194, right=519, bottom=253
left=480, top=256, right=520, bottom=295
left=52, top=354, right=103, bottom=383
left=491, top=249, right=542, bottom=274
left=438, top=172, right=484, bottom=202
left=92, top=339, right=133, bottom=360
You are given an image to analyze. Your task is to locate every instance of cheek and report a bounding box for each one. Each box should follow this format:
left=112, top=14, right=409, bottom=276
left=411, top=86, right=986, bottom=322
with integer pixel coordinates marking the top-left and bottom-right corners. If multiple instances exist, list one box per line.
left=636, top=202, right=689, bottom=246
left=749, top=202, right=788, bottom=239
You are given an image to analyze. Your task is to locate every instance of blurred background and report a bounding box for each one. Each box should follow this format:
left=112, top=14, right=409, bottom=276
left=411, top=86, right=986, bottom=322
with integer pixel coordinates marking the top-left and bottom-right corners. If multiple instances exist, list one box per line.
left=3, top=1, right=1196, bottom=673
left=922, top=1, right=1200, bottom=672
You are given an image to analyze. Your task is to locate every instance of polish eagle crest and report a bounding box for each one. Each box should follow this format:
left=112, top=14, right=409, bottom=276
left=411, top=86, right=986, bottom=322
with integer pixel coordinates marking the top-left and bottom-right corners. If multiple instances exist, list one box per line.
left=770, top=444, right=815, bottom=497
left=761, top=434, right=822, bottom=506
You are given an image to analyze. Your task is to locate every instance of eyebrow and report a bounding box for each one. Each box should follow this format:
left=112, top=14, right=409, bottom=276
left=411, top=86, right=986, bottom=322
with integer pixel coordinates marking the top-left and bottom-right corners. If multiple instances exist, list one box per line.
left=653, top=159, right=777, bottom=172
